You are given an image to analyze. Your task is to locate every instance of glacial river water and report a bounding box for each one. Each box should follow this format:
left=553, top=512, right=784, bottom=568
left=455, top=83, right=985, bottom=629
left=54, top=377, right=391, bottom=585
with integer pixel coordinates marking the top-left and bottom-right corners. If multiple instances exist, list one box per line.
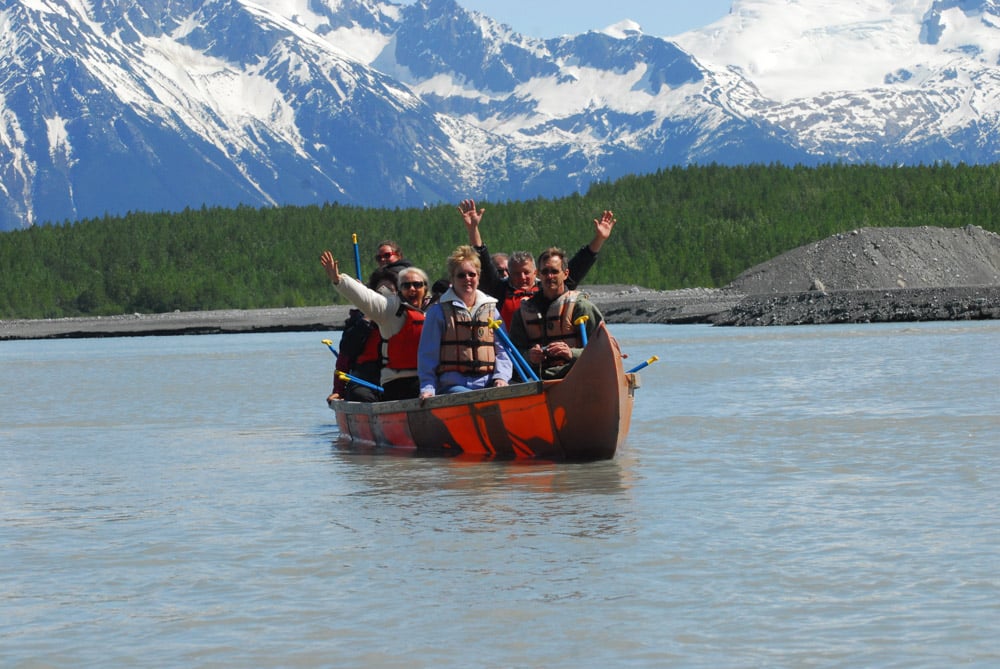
left=2, top=322, right=998, bottom=667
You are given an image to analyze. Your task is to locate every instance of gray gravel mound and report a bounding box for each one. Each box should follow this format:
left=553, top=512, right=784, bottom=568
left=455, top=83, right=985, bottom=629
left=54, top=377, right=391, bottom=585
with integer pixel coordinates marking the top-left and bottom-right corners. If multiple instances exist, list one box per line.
left=716, top=225, right=1000, bottom=326
left=727, top=225, right=1000, bottom=293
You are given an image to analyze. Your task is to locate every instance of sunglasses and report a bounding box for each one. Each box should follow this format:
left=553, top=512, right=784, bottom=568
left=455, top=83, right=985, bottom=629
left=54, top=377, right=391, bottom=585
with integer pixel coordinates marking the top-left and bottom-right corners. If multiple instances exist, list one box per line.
left=375, top=252, right=396, bottom=262
left=539, top=268, right=564, bottom=276
left=401, top=281, right=426, bottom=289
left=454, top=271, right=478, bottom=279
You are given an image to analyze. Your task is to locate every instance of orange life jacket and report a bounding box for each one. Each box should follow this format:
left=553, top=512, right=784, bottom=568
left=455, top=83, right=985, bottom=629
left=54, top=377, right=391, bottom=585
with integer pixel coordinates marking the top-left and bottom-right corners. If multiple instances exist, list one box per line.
left=437, top=302, right=497, bottom=375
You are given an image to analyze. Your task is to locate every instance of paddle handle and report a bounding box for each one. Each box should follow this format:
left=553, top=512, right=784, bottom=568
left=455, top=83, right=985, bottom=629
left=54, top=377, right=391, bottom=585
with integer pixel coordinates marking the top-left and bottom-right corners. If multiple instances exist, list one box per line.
left=574, top=314, right=589, bottom=347
left=489, top=319, right=539, bottom=383
left=321, top=339, right=339, bottom=358
left=626, top=355, right=659, bottom=374
left=352, top=233, right=362, bottom=280
left=336, top=371, right=384, bottom=393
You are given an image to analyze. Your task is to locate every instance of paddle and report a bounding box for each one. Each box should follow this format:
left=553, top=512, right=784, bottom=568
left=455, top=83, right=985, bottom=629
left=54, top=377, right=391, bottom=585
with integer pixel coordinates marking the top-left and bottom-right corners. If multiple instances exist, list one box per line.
left=573, top=314, right=589, bottom=346
left=488, top=318, right=539, bottom=383
left=336, top=370, right=384, bottom=394
left=352, top=233, right=363, bottom=280
left=626, top=356, right=659, bottom=374
left=321, top=339, right=339, bottom=357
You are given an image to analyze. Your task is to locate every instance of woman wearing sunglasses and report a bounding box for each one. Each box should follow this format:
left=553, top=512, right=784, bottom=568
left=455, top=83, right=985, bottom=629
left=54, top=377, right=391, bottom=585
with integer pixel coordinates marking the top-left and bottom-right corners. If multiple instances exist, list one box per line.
left=320, top=250, right=430, bottom=401
left=417, top=246, right=513, bottom=400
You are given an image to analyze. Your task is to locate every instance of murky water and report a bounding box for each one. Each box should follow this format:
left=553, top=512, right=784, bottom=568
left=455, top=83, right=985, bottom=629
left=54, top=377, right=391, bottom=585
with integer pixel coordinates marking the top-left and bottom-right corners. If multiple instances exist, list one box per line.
left=2, top=322, right=998, bottom=667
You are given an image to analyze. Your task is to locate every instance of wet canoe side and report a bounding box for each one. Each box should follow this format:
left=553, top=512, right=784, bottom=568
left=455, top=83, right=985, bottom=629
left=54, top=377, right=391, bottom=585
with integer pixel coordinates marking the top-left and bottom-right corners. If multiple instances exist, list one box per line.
left=332, top=322, right=638, bottom=461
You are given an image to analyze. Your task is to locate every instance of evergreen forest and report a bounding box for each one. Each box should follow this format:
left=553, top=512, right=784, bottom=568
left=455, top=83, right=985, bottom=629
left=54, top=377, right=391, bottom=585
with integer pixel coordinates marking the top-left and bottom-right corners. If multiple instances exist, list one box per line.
left=1, top=163, right=998, bottom=319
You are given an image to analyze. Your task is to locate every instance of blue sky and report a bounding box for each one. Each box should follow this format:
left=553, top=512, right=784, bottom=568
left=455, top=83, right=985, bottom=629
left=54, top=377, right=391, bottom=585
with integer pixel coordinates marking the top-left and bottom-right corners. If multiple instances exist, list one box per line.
left=446, top=1, right=734, bottom=38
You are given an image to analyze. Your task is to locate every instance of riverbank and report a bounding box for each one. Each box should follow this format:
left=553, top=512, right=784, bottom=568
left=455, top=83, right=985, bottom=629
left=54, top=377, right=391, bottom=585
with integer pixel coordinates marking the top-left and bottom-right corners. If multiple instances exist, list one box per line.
left=710, top=285, right=1000, bottom=326
left=0, top=305, right=353, bottom=341
left=3, top=284, right=999, bottom=340
left=4, top=225, right=999, bottom=340
left=593, top=285, right=1000, bottom=325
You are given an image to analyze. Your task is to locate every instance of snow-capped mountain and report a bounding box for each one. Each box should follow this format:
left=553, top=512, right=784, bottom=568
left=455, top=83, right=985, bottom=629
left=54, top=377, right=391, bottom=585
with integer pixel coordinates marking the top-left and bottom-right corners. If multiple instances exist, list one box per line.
left=0, top=0, right=997, bottom=230
left=678, top=0, right=1000, bottom=162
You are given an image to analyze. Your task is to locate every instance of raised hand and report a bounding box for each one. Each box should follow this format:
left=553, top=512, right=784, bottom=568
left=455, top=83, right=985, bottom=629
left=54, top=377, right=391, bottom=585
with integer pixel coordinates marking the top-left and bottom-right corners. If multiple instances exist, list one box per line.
left=589, top=210, right=617, bottom=253
left=320, top=250, right=341, bottom=284
left=458, top=198, right=485, bottom=246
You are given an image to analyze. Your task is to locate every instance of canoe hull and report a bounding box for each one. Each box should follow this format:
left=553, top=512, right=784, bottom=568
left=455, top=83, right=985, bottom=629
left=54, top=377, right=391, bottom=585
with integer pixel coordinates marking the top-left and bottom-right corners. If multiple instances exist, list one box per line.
left=331, top=323, right=639, bottom=461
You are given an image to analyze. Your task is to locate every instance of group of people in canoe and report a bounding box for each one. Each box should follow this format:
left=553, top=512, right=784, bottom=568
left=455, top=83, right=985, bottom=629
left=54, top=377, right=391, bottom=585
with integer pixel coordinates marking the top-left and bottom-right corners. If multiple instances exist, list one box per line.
left=319, top=199, right=616, bottom=403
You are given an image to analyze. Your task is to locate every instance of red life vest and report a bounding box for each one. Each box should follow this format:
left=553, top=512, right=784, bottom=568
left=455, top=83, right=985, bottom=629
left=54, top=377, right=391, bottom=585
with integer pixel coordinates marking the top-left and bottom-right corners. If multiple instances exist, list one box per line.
left=355, top=324, right=382, bottom=364
left=382, top=304, right=424, bottom=371
left=499, top=284, right=538, bottom=324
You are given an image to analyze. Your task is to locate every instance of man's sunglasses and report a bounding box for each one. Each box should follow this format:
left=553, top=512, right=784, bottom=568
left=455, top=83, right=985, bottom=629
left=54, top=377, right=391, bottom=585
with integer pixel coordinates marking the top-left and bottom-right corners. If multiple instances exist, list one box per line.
left=401, top=281, right=426, bottom=289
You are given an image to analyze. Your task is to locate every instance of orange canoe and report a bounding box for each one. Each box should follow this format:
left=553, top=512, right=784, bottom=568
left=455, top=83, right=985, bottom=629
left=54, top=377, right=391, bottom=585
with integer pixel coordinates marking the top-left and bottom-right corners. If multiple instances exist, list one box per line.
left=330, top=322, right=640, bottom=461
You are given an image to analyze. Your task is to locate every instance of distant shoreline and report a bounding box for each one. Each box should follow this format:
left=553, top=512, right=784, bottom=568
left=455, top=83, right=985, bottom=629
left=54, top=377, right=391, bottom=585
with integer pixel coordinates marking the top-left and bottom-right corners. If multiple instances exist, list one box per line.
left=2, top=285, right=998, bottom=341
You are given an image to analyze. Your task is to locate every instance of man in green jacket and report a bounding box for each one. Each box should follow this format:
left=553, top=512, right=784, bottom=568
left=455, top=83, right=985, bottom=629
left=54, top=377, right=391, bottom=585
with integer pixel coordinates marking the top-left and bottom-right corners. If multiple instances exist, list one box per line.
left=508, top=246, right=604, bottom=380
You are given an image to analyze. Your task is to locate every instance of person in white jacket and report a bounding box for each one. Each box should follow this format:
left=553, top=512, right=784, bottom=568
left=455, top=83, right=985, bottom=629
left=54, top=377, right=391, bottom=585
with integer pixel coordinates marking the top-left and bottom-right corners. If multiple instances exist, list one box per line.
left=320, top=250, right=429, bottom=401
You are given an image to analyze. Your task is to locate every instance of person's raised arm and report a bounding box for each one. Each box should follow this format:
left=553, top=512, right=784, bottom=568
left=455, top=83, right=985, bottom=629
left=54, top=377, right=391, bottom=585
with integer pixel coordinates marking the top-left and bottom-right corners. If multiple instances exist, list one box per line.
left=321, top=250, right=396, bottom=327
left=458, top=199, right=485, bottom=247
left=588, top=210, right=616, bottom=254
left=459, top=198, right=502, bottom=297
left=567, top=210, right=617, bottom=288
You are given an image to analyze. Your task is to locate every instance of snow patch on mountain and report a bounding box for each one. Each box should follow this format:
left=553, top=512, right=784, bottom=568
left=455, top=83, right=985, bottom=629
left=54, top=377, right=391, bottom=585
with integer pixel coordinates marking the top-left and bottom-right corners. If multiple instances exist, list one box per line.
left=677, top=0, right=999, bottom=101
left=601, top=20, right=644, bottom=39
left=249, top=0, right=331, bottom=32
left=45, top=115, right=73, bottom=164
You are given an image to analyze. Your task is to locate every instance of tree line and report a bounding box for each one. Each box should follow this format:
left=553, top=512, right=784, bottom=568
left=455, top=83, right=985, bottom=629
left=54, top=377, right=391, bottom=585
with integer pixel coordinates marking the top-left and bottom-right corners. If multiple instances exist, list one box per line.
left=1, top=162, right=998, bottom=319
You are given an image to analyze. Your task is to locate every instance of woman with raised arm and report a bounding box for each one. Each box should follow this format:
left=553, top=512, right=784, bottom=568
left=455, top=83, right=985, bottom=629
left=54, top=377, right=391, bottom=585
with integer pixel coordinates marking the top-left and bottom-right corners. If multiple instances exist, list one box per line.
left=321, top=250, right=429, bottom=401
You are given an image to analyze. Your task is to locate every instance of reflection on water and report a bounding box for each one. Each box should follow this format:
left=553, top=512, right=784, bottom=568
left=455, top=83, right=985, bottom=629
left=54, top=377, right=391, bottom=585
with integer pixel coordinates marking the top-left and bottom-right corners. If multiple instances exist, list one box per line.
left=328, top=446, right=633, bottom=494
left=325, top=446, right=638, bottom=548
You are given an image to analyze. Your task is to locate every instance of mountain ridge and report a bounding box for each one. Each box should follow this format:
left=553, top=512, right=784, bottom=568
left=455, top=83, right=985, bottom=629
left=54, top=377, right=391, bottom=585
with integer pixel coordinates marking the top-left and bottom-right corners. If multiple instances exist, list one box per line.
left=1, top=0, right=998, bottom=230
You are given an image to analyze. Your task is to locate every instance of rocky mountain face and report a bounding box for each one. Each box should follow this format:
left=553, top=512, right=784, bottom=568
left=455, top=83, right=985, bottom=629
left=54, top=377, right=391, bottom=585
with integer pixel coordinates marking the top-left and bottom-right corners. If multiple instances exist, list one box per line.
left=1, top=0, right=998, bottom=230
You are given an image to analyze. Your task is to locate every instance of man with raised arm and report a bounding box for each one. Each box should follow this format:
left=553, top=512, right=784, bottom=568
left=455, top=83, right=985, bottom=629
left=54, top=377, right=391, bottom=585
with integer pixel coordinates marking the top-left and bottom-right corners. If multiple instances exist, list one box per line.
left=458, top=199, right=616, bottom=324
